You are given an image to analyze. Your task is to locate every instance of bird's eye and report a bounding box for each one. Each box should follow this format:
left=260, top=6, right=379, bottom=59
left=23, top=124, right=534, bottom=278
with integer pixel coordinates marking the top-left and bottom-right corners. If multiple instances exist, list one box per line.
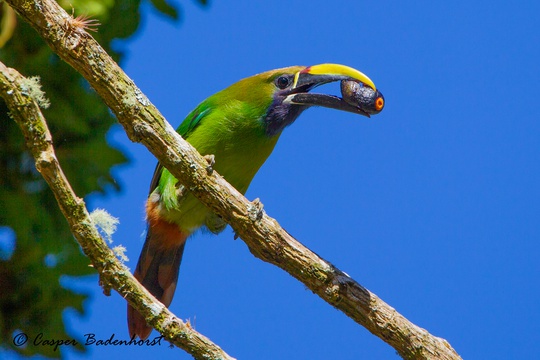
left=275, top=76, right=290, bottom=89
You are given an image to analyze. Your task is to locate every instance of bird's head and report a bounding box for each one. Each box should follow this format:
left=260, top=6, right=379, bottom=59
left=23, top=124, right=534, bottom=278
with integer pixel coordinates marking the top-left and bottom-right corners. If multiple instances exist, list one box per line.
left=221, top=63, right=384, bottom=137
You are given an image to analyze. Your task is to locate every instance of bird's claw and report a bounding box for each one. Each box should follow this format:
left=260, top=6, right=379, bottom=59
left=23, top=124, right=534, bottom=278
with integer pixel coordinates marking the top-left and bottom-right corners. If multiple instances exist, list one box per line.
left=248, top=198, right=265, bottom=222
left=175, top=182, right=187, bottom=198
left=204, top=154, right=215, bottom=175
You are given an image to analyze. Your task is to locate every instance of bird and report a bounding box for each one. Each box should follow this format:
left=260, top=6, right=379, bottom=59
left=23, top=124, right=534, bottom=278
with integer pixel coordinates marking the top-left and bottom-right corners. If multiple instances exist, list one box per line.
left=127, top=63, right=384, bottom=339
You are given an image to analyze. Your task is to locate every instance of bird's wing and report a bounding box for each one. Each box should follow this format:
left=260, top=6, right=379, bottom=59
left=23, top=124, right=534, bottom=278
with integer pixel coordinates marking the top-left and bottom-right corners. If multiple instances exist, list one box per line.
left=148, top=103, right=213, bottom=194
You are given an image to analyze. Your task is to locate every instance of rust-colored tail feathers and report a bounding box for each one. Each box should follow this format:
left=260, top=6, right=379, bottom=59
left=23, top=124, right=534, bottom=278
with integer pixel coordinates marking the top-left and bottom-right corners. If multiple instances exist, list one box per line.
left=127, top=219, right=187, bottom=339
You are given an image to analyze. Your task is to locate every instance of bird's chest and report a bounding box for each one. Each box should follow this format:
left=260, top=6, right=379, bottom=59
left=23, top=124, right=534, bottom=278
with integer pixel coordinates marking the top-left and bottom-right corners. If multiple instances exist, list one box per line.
left=161, top=123, right=279, bottom=232
left=191, top=119, right=280, bottom=192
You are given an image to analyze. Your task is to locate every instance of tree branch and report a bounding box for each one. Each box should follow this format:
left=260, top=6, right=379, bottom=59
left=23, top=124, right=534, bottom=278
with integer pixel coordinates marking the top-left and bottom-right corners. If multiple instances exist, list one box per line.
left=0, top=61, right=235, bottom=360
left=6, top=0, right=462, bottom=358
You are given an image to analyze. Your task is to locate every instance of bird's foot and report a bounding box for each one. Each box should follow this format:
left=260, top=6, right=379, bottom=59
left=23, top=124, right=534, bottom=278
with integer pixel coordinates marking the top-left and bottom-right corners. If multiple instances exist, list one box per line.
left=175, top=181, right=187, bottom=199
left=203, top=154, right=215, bottom=175
left=248, top=198, right=265, bottom=222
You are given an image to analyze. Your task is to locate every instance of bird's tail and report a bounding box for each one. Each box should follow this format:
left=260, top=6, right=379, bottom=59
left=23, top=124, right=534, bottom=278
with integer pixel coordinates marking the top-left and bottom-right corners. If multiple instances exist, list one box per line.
left=127, top=216, right=187, bottom=339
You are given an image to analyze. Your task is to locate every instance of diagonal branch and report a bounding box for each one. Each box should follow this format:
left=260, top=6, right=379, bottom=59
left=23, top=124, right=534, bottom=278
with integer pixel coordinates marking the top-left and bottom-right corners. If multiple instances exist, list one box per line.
left=0, top=61, right=235, bottom=360
left=6, top=0, right=462, bottom=359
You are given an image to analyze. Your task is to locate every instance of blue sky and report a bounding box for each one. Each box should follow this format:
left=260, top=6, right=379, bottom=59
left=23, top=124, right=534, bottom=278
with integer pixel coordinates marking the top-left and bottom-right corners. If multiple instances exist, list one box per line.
left=5, top=0, right=540, bottom=359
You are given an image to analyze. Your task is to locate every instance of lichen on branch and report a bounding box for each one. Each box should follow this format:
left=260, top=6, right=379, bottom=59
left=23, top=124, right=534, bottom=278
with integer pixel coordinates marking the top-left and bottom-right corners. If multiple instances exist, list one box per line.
left=0, top=60, right=235, bottom=360
left=3, top=0, right=462, bottom=359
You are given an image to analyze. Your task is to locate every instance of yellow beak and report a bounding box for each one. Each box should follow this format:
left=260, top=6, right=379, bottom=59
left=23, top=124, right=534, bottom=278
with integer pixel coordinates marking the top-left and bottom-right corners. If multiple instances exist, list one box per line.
left=293, top=63, right=376, bottom=90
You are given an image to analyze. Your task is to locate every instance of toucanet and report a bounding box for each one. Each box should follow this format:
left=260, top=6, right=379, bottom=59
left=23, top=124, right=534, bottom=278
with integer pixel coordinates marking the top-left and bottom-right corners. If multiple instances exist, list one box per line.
left=128, top=63, right=384, bottom=339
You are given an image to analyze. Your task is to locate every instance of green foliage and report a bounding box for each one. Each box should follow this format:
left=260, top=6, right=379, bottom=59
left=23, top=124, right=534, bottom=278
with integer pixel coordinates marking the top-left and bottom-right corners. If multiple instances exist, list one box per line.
left=0, top=0, right=208, bottom=357
left=149, top=0, right=180, bottom=19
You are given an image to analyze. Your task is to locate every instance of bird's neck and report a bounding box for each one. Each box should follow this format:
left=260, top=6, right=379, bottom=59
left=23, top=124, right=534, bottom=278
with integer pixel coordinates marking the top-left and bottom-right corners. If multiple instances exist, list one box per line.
left=263, top=101, right=307, bottom=137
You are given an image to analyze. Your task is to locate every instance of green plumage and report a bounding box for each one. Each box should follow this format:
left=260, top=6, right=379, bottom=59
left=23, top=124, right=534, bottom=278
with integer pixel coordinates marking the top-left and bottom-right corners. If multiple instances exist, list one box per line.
left=129, top=63, right=381, bottom=339
left=155, top=66, right=303, bottom=232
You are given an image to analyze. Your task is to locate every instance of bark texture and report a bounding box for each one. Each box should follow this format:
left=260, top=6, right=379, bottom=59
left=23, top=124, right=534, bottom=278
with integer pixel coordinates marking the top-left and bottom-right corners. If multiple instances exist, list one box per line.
left=4, top=1, right=462, bottom=358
